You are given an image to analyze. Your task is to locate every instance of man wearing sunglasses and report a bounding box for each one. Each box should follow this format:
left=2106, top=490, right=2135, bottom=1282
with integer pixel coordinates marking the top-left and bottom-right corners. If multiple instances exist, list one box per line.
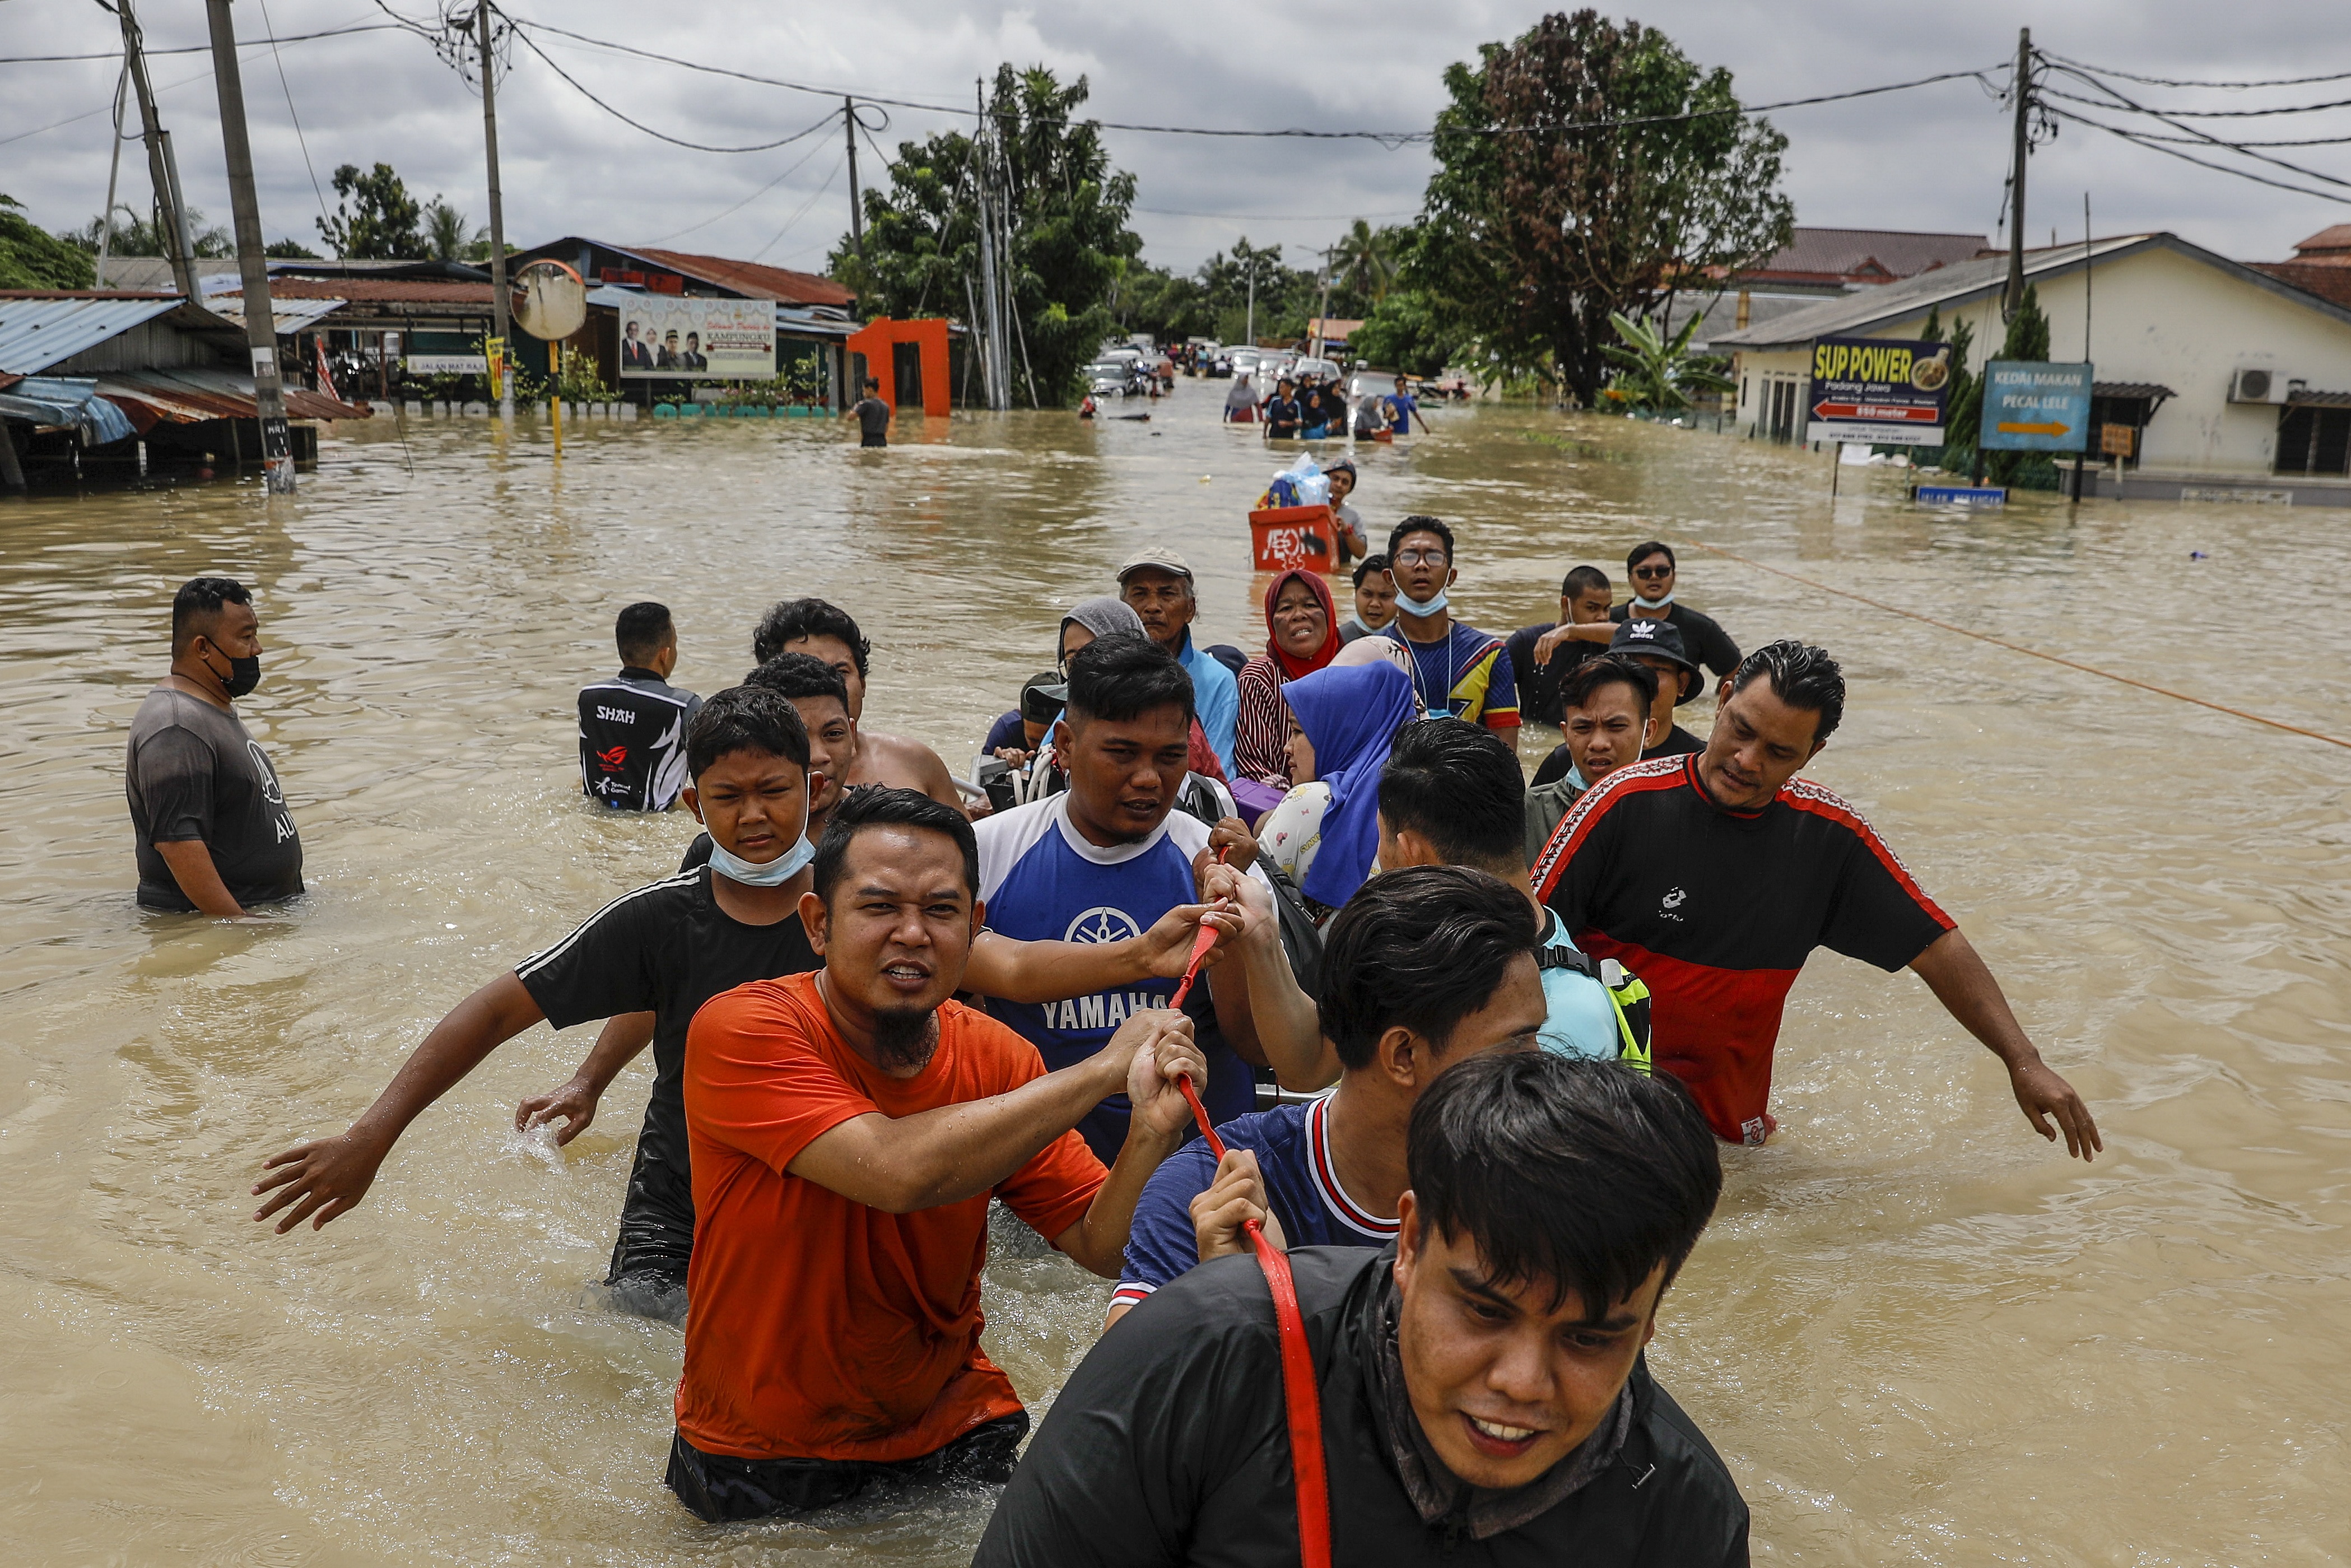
left=1610, top=542, right=1742, bottom=685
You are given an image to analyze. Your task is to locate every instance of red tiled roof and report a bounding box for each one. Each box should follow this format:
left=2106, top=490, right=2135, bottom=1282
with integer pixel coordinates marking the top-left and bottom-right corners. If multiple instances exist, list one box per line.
left=2289, top=225, right=2351, bottom=259
left=2251, top=262, right=2351, bottom=310
left=1734, top=227, right=1990, bottom=285
left=626, top=248, right=855, bottom=308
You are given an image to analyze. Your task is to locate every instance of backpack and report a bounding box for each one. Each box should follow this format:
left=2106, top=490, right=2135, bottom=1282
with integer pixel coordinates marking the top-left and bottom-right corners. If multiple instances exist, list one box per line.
left=1533, top=944, right=1654, bottom=1072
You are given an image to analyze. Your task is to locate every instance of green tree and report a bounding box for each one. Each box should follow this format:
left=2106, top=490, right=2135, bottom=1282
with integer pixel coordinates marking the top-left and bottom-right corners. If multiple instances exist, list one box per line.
left=1913, top=305, right=1979, bottom=468
left=1351, top=288, right=1473, bottom=376
left=1190, top=239, right=1319, bottom=347
left=422, top=199, right=483, bottom=263
left=316, top=162, right=424, bottom=259
left=1331, top=220, right=1400, bottom=307
left=1983, top=283, right=2056, bottom=488
left=3, top=194, right=96, bottom=287
left=266, top=237, right=321, bottom=259
left=59, top=206, right=233, bottom=259
left=1405, top=10, right=1793, bottom=404
left=831, top=65, right=1141, bottom=404
left=1600, top=309, right=1732, bottom=411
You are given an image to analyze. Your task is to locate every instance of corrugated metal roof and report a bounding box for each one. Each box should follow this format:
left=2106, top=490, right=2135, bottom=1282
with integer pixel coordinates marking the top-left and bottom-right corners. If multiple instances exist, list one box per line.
left=0, top=375, right=140, bottom=443
left=203, top=295, right=346, bottom=333
left=96, top=366, right=370, bottom=424
left=0, top=295, right=184, bottom=375
left=627, top=246, right=856, bottom=308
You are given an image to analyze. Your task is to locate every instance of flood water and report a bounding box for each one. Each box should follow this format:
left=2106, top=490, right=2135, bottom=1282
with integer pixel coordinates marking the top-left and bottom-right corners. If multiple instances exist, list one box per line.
left=3, top=388, right=2348, bottom=1566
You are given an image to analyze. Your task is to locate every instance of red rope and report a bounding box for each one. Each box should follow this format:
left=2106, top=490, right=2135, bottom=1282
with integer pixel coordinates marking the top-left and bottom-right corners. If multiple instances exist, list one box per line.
left=1175, top=1075, right=1333, bottom=1568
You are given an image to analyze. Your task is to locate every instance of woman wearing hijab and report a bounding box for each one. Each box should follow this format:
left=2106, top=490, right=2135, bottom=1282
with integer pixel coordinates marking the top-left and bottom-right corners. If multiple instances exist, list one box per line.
left=979, top=597, right=1148, bottom=756
left=1222, top=371, right=1256, bottom=424
left=1256, top=649, right=1417, bottom=922
left=1232, top=569, right=1339, bottom=793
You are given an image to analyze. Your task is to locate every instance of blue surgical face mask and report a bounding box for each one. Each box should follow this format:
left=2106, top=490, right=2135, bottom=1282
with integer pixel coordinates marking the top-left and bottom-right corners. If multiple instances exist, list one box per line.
left=1632, top=590, right=1675, bottom=610
left=1395, top=586, right=1448, bottom=617
left=706, top=827, right=816, bottom=887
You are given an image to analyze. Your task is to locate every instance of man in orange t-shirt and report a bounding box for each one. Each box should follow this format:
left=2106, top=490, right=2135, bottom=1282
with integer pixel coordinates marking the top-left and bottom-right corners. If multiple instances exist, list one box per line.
left=669, top=785, right=1213, bottom=1522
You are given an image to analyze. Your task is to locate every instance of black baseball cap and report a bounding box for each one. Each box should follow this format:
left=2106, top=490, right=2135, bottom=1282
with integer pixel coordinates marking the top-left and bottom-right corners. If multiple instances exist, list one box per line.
left=1608, top=617, right=1701, bottom=704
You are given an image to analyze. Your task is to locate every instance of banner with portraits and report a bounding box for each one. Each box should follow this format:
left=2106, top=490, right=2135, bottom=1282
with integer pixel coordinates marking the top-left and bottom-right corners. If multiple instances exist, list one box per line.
left=616, top=297, right=775, bottom=380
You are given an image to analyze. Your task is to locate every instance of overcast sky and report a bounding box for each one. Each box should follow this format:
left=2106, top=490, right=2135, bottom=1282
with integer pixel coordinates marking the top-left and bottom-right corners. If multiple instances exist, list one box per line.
left=5, top=0, right=2345, bottom=278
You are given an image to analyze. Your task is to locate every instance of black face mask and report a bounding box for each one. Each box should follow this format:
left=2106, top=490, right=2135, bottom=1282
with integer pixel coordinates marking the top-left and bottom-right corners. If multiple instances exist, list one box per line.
left=206, top=647, right=262, bottom=699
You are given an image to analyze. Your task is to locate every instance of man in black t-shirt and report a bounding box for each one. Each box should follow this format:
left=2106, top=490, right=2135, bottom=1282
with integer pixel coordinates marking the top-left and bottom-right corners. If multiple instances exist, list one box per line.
left=978, top=1054, right=1748, bottom=1567
left=1610, top=541, right=1741, bottom=683
left=1261, top=376, right=1302, bottom=440
left=579, top=602, right=702, bottom=811
left=254, top=687, right=823, bottom=1323
left=1507, top=564, right=1614, bottom=727
left=1533, top=617, right=1704, bottom=786
left=846, top=376, right=890, bottom=448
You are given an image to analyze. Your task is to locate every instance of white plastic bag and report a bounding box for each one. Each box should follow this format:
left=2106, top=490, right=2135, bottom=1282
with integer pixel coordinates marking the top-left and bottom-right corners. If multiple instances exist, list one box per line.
left=1273, top=451, right=1332, bottom=508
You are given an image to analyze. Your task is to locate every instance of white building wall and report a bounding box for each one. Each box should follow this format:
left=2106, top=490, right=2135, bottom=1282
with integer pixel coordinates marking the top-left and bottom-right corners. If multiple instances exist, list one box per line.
left=1731, top=244, right=2351, bottom=476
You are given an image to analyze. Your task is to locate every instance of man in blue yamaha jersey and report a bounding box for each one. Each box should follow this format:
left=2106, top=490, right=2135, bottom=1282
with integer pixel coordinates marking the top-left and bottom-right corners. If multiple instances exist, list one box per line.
left=971, top=633, right=1267, bottom=1162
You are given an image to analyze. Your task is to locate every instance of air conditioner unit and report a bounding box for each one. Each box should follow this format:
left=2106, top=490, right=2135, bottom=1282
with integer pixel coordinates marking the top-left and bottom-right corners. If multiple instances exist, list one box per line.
left=2229, top=367, right=2291, bottom=404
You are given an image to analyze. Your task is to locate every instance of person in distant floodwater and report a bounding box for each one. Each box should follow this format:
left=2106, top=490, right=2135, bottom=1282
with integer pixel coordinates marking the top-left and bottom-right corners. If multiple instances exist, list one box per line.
left=846, top=376, right=890, bottom=448
left=578, top=601, right=702, bottom=811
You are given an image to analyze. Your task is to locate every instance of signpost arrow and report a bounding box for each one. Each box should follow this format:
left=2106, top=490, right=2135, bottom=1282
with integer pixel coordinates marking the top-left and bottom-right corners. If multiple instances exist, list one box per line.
left=1995, top=421, right=2071, bottom=436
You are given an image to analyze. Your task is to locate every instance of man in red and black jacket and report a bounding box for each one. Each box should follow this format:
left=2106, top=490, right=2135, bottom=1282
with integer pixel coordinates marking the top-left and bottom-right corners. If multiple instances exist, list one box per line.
left=1533, top=640, right=2102, bottom=1158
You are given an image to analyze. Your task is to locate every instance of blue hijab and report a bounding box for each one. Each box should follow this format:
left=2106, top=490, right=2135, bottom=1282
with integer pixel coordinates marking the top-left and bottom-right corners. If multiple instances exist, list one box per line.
left=1286, top=660, right=1417, bottom=908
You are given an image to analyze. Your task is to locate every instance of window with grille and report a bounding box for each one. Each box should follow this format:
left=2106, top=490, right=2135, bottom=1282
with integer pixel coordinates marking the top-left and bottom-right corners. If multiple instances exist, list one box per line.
left=2276, top=405, right=2351, bottom=476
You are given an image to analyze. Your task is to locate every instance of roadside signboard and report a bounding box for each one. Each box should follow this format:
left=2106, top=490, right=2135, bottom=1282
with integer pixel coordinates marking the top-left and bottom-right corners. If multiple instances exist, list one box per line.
left=616, top=296, right=775, bottom=380
left=1982, top=360, right=2093, bottom=452
left=2100, top=422, right=2136, bottom=457
left=1803, top=335, right=1950, bottom=446
left=406, top=353, right=487, bottom=374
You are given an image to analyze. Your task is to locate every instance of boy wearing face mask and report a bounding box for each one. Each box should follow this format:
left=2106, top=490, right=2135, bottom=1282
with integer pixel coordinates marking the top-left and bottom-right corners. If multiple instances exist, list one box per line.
left=128, top=576, right=302, bottom=918
left=1379, top=517, right=1519, bottom=733
left=253, top=687, right=827, bottom=1324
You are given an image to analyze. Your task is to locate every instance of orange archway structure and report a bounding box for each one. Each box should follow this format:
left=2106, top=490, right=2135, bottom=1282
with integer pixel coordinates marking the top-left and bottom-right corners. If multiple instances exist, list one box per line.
left=845, top=316, right=951, bottom=418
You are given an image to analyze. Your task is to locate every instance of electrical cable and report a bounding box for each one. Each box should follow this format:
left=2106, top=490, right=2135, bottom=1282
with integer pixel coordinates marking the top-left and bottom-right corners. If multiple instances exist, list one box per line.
left=646, top=123, right=841, bottom=244
left=501, top=17, right=1996, bottom=143
left=253, top=0, right=338, bottom=255
left=2040, top=70, right=2351, bottom=192
left=2040, top=53, right=2351, bottom=92
left=2045, top=108, right=2351, bottom=206
left=0, top=21, right=401, bottom=62
left=504, top=22, right=841, bottom=153
left=1687, top=542, right=2351, bottom=753
left=2036, top=83, right=2351, bottom=119
left=751, top=150, right=845, bottom=262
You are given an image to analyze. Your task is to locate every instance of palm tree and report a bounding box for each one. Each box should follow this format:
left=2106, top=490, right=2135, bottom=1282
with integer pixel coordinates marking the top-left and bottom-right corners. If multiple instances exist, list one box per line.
left=422, top=199, right=482, bottom=263
left=1332, top=219, right=1396, bottom=306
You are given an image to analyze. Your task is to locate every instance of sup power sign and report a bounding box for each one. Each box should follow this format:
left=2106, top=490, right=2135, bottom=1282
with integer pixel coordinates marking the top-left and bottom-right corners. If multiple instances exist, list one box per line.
left=1803, top=335, right=1951, bottom=446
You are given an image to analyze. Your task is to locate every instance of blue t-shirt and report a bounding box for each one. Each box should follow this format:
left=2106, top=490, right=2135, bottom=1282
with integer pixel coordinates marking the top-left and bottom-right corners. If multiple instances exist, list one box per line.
left=1382, top=622, right=1520, bottom=728
left=1386, top=391, right=1418, bottom=432
left=973, top=794, right=1263, bottom=1162
left=1539, top=908, right=1624, bottom=1060
left=981, top=708, right=1024, bottom=754
left=1177, top=630, right=1241, bottom=773
left=1113, top=1095, right=1394, bottom=1311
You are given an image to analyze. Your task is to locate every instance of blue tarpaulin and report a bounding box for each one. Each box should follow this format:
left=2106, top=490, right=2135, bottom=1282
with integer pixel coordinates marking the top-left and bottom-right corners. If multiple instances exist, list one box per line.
left=0, top=376, right=139, bottom=445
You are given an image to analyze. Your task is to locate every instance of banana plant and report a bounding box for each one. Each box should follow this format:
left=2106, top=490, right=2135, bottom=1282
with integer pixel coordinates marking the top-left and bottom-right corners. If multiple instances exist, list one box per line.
left=1600, top=309, right=1734, bottom=412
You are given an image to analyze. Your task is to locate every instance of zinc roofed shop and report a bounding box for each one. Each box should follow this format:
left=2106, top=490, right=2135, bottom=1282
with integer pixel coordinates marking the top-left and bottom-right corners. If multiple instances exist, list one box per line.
left=1712, top=232, right=2351, bottom=506
left=506, top=239, right=862, bottom=407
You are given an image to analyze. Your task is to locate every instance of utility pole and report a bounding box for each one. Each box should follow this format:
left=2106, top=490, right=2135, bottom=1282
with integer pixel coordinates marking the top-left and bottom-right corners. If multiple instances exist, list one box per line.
left=116, top=0, right=196, bottom=303
left=1244, top=251, right=1257, bottom=348
left=477, top=3, right=511, bottom=393
left=204, top=0, right=295, bottom=492
left=2004, top=26, right=2031, bottom=324
left=95, top=62, right=128, bottom=288
left=845, top=98, right=865, bottom=263
left=972, top=80, right=1007, bottom=411
left=1310, top=245, right=1335, bottom=360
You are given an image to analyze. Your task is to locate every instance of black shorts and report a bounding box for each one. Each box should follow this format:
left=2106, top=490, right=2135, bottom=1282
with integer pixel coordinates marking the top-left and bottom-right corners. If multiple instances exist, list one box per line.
left=664, top=1412, right=1029, bottom=1522
left=859, top=434, right=888, bottom=448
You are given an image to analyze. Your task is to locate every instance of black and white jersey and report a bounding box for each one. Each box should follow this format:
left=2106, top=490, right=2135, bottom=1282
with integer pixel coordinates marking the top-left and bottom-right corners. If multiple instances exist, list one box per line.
left=578, top=667, right=701, bottom=811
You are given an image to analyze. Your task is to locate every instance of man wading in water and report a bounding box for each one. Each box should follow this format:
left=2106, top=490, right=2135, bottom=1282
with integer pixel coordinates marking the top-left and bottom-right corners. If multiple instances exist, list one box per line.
left=665, top=787, right=1208, bottom=1520
left=1534, top=639, right=2103, bottom=1156
left=976, top=1052, right=1748, bottom=1565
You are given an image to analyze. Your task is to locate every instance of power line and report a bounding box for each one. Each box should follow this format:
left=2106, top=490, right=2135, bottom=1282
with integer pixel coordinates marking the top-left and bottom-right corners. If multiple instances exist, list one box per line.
left=2046, top=107, right=2351, bottom=206
left=646, top=124, right=841, bottom=243
left=2041, top=67, right=2351, bottom=193
left=0, top=21, right=399, bottom=63
left=254, top=0, right=336, bottom=252
left=1136, top=206, right=1421, bottom=221
left=503, top=21, right=840, bottom=153
left=503, top=18, right=1998, bottom=143
left=2039, top=82, right=2351, bottom=119
left=752, top=150, right=845, bottom=262
left=2041, top=53, right=2351, bottom=91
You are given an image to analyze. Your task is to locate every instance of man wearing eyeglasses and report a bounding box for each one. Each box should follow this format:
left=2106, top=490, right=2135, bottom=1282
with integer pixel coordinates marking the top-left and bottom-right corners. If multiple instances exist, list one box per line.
left=1610, top=542, right=1742, bottom=683
left=1380, top=517, right=1519, bottom=733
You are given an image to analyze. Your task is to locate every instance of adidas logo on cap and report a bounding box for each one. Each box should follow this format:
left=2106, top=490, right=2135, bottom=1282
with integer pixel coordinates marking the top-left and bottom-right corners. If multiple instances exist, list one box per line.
left=1626, top=621, right=1659, bottom=640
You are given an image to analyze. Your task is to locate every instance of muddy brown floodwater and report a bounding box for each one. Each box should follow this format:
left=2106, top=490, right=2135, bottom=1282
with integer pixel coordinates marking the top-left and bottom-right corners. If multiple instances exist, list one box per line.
left=3, top=391, right=2347, bottom=1566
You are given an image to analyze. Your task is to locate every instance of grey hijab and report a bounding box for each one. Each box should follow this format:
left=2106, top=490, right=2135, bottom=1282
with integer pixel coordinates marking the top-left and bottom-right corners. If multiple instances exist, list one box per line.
left=1059, top=595, right=1147, bottom=662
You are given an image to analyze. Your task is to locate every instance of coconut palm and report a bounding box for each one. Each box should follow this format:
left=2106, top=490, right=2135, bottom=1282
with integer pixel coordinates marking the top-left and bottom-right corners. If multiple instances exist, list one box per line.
left=422, top=199, right=483, bottom=263
left=1332, top=220, right=1396, bottom=306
